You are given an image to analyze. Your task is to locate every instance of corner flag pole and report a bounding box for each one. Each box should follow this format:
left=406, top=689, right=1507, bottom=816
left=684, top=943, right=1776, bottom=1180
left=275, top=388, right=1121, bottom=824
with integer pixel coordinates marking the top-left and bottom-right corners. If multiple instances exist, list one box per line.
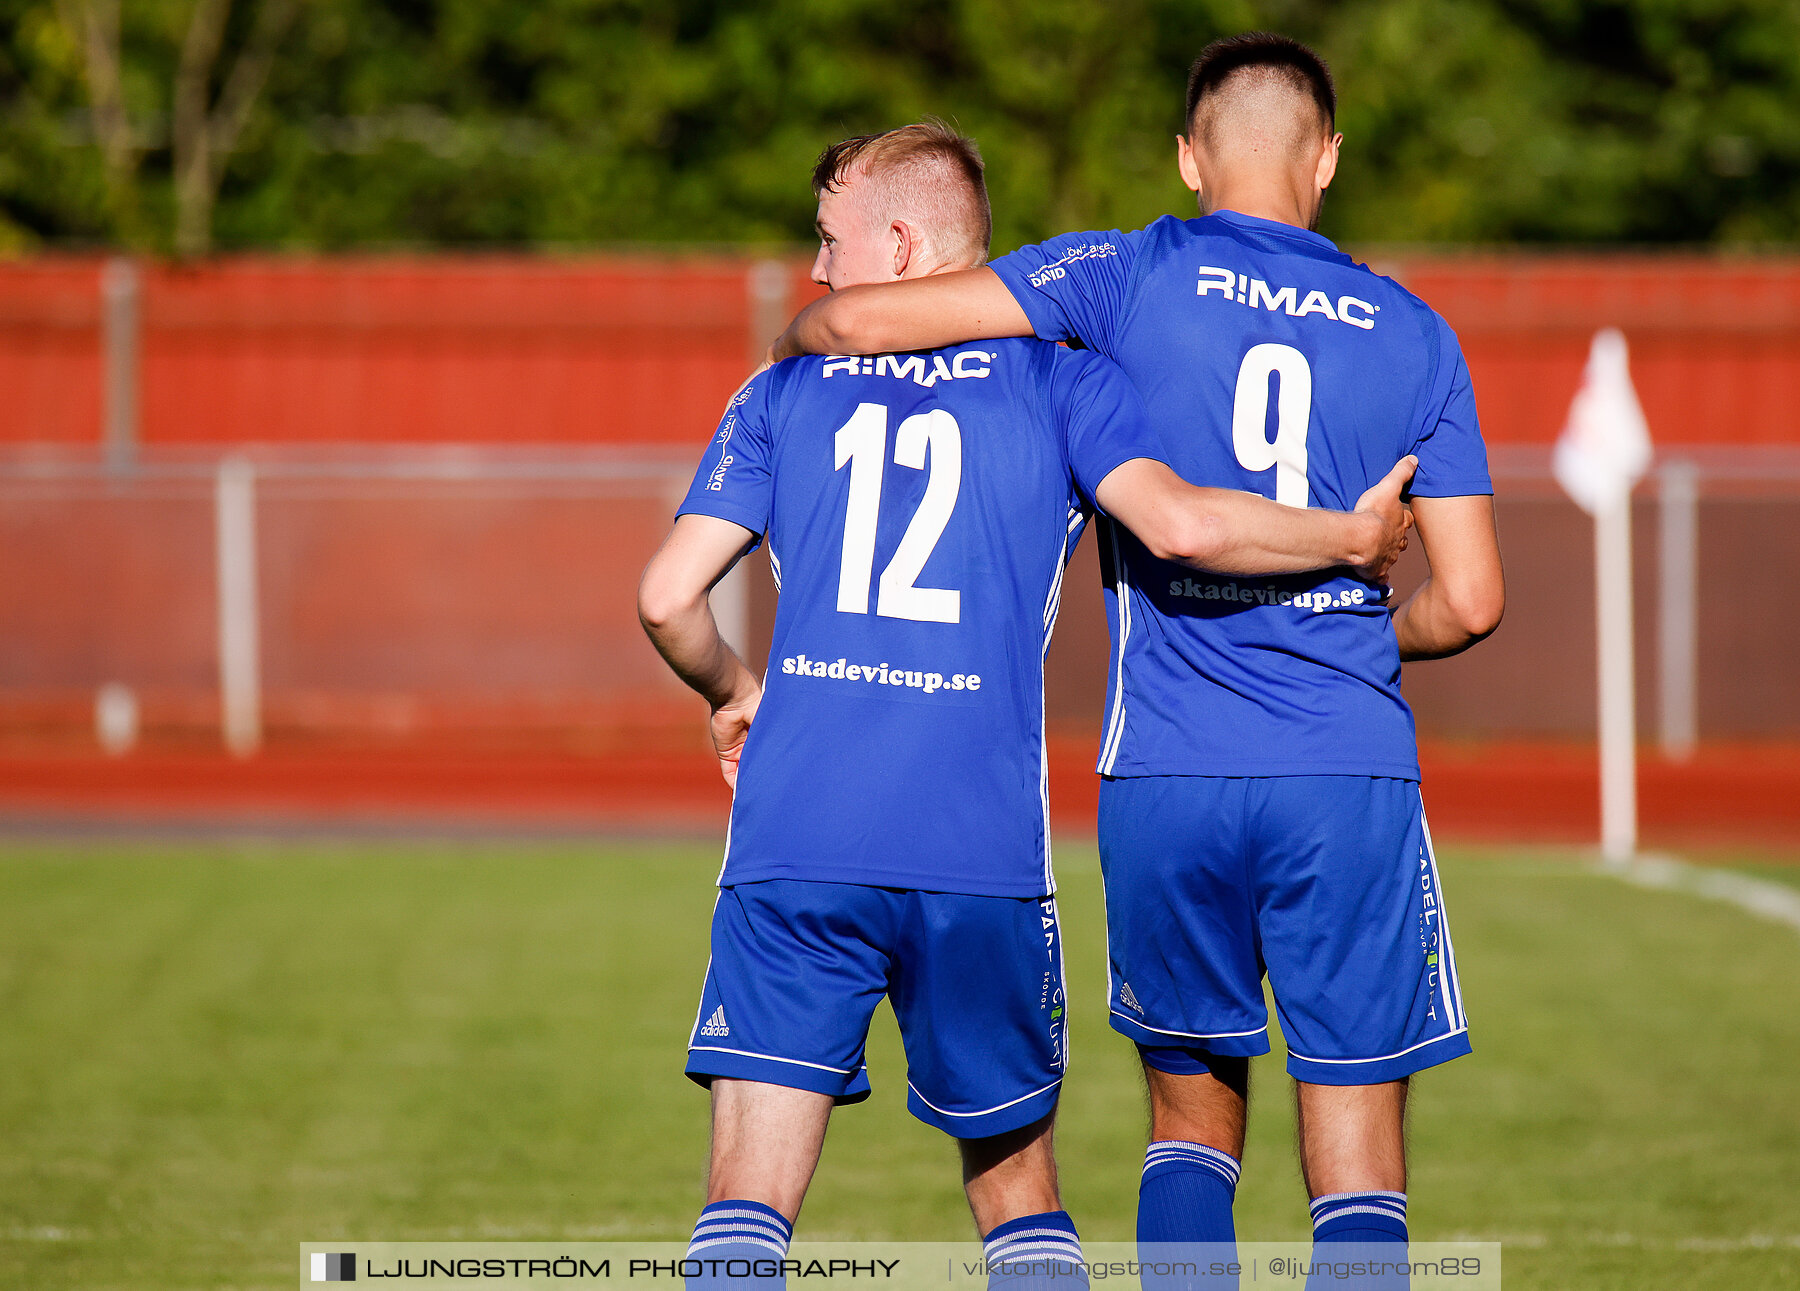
left=1594, top=485, right=1637, bottom=862
left=1553, top=329, right=1652, bottom=865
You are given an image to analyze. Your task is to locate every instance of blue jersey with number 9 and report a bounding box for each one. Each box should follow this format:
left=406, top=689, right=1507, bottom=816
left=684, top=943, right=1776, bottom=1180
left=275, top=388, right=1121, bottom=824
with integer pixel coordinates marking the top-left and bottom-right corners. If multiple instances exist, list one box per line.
left=991, top=212, right=1494, bottom=780
left=678, top=340, right=1164, bottom=898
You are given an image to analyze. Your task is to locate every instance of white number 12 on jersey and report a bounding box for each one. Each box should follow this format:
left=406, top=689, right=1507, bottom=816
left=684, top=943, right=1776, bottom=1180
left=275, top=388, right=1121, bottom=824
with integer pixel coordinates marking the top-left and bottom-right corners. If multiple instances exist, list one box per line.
left=1232, top=342, right=1312, bottom=507
left=834, top=401, right=962, bottom=624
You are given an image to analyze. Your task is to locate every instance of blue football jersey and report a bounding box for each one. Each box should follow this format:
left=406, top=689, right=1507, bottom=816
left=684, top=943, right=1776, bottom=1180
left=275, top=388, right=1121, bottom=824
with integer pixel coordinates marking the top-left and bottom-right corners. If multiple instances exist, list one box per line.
left=677, top=339, right=1164, bottom=898
left=991, top=211, right=1493, bottom=781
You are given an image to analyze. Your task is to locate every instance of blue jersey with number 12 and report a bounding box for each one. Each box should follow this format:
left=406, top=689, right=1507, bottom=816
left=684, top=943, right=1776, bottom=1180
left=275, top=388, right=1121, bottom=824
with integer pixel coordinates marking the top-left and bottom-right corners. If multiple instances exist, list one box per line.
left=678, top=339, right=1164, bottom=898
left=991, top=211, right=1494, bottom=781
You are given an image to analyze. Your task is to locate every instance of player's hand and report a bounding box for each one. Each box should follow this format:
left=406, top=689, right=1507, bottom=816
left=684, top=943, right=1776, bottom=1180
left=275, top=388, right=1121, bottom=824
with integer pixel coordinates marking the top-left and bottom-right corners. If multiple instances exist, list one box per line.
left=1351, top=455, right=1418, bottom=581
left=709, top=683, right=762, bottom=789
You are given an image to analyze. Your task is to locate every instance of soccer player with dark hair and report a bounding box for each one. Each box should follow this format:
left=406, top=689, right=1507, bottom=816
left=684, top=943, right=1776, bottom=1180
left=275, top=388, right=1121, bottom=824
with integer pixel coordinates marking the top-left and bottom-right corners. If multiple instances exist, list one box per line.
left=639, top=118, right=1416, bottom=1281
left=770, top=34, right=1505, bottom=1274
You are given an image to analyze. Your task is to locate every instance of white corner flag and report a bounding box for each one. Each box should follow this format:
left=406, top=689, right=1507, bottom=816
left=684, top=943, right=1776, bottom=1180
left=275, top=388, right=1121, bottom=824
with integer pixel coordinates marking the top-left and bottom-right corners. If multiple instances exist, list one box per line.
left=1554, top=329, right=1652, bottom=514
left=1554, top=329, right=1652, bottom=863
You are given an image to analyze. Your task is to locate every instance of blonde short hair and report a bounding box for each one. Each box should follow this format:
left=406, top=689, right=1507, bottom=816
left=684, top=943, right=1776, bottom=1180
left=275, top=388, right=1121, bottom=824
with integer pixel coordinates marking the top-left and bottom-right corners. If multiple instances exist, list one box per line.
left=812, top=120, right=992, bottom=267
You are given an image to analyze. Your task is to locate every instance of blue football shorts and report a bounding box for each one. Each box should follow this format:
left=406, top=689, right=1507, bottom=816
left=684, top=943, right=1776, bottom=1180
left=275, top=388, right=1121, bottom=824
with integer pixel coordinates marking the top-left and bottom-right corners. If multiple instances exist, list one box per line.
left=685, top=880, right=1069, bottom=1138
left=1098, top=775, right=1470, bottom=1085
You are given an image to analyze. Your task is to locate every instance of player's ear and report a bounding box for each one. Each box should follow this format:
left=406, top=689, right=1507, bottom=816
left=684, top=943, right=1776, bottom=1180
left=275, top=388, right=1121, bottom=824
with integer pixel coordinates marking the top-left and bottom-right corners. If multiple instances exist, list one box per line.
left=1315, top=132, right=1342, bottom=192
left=1176, top=134, right=1203, bottom=194
left=890, top=220, right=915, bottom=279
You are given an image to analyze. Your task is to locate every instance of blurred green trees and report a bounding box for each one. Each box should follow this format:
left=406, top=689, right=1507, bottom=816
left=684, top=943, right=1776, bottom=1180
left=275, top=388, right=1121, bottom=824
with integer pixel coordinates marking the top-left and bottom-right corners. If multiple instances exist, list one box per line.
left=1, top=0, right=1795, bottom=254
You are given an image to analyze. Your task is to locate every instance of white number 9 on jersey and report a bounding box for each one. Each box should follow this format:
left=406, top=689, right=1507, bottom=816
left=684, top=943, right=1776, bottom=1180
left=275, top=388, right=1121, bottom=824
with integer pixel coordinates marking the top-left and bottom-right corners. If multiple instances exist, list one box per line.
left=1231, top=342, right=1312, bottom=508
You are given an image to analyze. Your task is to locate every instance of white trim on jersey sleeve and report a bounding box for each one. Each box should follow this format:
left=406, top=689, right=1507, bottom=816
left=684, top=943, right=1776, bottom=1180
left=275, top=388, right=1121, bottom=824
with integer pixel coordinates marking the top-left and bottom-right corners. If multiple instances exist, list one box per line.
left=1099, top=519, right=1132, bottom=774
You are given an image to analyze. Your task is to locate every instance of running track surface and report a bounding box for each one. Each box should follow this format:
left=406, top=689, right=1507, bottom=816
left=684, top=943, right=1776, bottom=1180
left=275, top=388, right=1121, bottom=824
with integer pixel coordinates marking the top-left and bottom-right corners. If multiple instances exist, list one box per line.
left=2, top=740, right=1797, bottom=845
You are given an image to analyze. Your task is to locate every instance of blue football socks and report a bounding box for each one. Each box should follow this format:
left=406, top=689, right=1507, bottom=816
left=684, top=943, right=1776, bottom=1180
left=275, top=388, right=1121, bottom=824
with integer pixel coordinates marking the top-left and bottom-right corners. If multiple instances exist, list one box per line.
left=1310, top=1190, right=1407, bottom=1244
left=984, top=1210, right=1087, bottom=1291
left=1307, top=1191, right=1408, bottom=1291
left=1139, top=1141, right=1241, bottom=1287
left=685, top=1199, right=791, bottom=1290
left=1138, top=1139, right=1241, bottom=1244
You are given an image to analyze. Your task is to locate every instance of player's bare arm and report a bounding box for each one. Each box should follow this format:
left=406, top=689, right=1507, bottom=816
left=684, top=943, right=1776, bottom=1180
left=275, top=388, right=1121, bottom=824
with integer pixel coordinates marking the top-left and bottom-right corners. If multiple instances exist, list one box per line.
left=1095, top=454, right=1416, bottom=579
left=637, top=514, right=765, bottom=786
left=772, top=266, right=1030, bottom=361
left=1390, top=493, right=1505, bottom=659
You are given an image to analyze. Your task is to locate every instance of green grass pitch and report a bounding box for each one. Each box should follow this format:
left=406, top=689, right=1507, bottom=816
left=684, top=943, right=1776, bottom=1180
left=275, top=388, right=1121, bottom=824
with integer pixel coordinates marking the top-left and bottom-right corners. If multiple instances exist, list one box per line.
left=1, top=838, right=1796, bottom=1290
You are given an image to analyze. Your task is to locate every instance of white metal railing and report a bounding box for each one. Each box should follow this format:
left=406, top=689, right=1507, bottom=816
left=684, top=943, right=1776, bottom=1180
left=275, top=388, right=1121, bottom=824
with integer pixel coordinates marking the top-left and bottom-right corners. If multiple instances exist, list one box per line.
left=3, top=443, right=1794, bottom=757
left=1489, top=445, right=1800, bottom=762
left=1657, top=460, right=1699, bottom=761
left=0, top=445, right=715, bottom=756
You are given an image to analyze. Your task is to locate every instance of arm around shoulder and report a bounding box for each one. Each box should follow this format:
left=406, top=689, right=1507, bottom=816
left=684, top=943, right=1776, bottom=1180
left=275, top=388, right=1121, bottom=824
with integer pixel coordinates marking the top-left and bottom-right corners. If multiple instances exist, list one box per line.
left=773, top=268, right=1032, bottom=360
left=1093, top=457, right=1416, bottom=578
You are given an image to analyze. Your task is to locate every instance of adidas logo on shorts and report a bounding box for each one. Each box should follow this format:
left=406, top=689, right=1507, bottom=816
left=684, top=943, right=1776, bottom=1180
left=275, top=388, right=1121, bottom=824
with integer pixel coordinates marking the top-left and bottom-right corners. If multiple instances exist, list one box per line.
left=1119, top=982, right=1145, bottom=1015
left=699, top=1006, right=730, bottom=1038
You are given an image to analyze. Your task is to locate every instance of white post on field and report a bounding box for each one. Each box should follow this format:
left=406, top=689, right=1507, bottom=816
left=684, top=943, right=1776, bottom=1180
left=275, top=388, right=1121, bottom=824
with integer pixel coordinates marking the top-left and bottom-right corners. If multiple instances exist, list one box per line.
left=1594, top=494, right=1638, bottom=861
left=1658, top=460, right=1699, bottom=761
left=1553, top=329, right=1653, bottom=865
left=215, top=454, right=263, bottom=756
left=95, top=682, right=140, bottom=756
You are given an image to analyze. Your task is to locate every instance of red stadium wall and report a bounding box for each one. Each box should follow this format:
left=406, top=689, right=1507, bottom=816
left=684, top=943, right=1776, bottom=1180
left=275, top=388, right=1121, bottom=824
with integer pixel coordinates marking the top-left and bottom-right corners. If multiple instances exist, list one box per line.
left=0, top=257, right=823, bottom=446
left=2, top=253, right=1797, bottom=448
left=3, top=252, right=1799, bottom=840
left=1388, top=255, right=1800, bottom=448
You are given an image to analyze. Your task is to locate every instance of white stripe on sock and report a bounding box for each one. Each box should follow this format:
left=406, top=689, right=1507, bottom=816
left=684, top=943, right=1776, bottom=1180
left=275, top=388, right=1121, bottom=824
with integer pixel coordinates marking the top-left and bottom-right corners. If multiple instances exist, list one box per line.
left=687, top=1236, right=790, bottom=1257
left=988, top=1243, right=1085, bottom=1263
left=695, top=1206, right=792, bottom=1230
left=1310, top=1190, right=1408, bottom=1231
left=1143, top=1140, right=1242, bottom=1185
left=1311, top=1190, right=1405, bottom=1211
left=985, top=1232, right=1084, bottom=1254
left=692, top=1217, right=790, bottom=1240
left=1312, top=1206, right=1409, bottom=1228
left=689, top=1203, right=792, bottom=1258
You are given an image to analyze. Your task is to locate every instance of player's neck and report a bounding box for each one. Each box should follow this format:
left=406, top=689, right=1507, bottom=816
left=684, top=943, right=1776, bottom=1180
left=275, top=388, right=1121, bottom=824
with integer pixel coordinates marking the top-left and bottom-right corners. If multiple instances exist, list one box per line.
left=1196, top=178, right=1318, bottom=232
left=896, top=257, right=982, bottom=283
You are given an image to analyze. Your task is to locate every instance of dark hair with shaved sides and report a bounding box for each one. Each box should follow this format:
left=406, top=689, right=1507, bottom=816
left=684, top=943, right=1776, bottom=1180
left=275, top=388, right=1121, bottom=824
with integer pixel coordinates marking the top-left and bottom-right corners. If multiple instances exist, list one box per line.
left=1185, top=32, right=1336, bottom=149
left=812, top=120, right=992, bottom=266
